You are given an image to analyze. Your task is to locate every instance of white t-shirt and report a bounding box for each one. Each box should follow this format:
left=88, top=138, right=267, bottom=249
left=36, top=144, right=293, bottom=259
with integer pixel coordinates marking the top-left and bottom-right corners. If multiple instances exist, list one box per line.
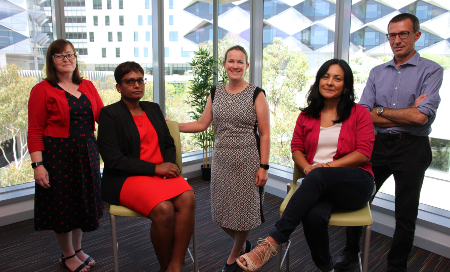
left=312, top=123, right=342, bottom=165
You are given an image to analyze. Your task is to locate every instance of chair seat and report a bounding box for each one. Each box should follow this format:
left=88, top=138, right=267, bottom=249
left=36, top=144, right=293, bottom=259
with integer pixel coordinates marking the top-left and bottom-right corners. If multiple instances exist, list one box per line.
left=109, top=204, right=143, bottom=217
left=329, top=202, right=373, bottom=226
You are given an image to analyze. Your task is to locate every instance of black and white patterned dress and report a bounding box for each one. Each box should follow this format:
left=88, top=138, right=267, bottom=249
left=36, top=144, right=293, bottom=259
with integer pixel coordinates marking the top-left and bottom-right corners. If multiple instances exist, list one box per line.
left=211, top=83, right=265, bottom=231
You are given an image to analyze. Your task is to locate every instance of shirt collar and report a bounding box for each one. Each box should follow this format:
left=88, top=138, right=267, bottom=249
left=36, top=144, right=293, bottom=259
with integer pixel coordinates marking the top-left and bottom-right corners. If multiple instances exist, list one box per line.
left=385, top=51, right=420, bottom=68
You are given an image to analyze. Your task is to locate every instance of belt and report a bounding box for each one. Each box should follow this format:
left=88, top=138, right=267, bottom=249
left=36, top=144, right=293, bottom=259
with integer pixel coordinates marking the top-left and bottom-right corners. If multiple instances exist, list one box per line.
left=376, top=132, right=416, bottom=142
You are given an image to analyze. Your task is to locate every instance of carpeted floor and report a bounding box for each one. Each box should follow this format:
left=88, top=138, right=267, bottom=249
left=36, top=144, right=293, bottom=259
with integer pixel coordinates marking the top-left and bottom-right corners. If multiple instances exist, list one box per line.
left=1, top=177, right=449, bottom=271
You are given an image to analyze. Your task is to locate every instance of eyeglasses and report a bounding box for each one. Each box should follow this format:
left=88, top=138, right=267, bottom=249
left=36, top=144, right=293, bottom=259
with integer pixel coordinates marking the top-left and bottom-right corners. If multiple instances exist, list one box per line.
left=386, top=31, right=415, bottom=41
left=52, top=54, right=77, bottom=60
left=122, top=78, right=146, bottom=86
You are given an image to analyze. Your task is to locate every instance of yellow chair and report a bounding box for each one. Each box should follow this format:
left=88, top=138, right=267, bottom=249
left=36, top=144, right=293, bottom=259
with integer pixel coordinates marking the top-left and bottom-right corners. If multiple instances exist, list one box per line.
left=109, top=121, right=198, bottom=272
left=276, top=164, right=373, bottom=272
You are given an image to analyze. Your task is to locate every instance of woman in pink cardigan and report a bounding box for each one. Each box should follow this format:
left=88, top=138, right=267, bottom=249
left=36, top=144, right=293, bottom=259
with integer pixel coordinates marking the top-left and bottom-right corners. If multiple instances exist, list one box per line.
left=237, top=59, right=375, bottom=272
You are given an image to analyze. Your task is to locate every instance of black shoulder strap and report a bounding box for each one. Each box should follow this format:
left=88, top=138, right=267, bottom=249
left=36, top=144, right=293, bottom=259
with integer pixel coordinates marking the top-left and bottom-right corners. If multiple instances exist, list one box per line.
left=210, top=86, right=217, bottom=103
left=253, top=87, right=266, bottom=105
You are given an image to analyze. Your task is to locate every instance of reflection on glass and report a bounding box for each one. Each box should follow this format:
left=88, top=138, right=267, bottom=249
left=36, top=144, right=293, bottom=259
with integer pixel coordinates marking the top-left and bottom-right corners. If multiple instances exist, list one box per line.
left=350, top=0, right=450, bottom=211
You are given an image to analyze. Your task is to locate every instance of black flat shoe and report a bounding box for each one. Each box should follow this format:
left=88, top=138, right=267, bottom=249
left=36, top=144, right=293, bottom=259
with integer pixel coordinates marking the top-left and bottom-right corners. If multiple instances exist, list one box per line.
left=222, top=261, right=240, bottom=272
left=333, top=250, right=359, bottom=270
left=59, top=253, right=89, bottom=272
left=245, top=240, right=254, bottom=253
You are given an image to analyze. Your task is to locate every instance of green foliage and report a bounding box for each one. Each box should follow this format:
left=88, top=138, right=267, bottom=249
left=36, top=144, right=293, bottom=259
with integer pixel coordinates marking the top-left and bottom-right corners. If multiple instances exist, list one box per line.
left=350, top=52, right=385, bottom=100
left=187, top=47, right=220, bottom=167
left=1, top=158, right=34, bottom=187
left=430, top=138, right=450, bottom=172
left=421, top=54, right=450, bottom=70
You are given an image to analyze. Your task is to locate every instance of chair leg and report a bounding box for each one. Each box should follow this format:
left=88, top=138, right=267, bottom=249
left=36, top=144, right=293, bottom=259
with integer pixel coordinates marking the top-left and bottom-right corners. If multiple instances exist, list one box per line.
left=276, top=243, right=282, bottom=272
left=193, top=216, right=198, bottom=272
left=110, top=214, right=119, bottom=272
left=286, top=244, right=290, bottom=272
left=362, top=225, right=371, bottom=272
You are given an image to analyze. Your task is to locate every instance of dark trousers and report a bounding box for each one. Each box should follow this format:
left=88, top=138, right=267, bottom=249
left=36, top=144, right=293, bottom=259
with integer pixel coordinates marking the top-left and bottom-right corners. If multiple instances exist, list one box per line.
left=269, top=167, right=374, bottom=272
left=345, top=135, right=432, bottom=272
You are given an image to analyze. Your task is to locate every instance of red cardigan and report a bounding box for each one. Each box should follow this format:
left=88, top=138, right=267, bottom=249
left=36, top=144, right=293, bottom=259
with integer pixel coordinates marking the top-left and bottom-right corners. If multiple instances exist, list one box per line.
left=291, top=104, right=375, bottom=176
left=27, top=79, right=104, bottom=153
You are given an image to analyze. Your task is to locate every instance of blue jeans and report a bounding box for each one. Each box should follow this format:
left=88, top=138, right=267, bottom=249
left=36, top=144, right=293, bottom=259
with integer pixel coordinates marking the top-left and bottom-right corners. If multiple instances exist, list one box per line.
left=269, top=167, right=374, bottom=272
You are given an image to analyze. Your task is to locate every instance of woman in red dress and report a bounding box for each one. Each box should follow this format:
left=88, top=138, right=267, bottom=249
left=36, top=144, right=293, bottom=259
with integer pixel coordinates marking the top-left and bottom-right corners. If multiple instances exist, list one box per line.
left=97, top=61, right=195, bottom=272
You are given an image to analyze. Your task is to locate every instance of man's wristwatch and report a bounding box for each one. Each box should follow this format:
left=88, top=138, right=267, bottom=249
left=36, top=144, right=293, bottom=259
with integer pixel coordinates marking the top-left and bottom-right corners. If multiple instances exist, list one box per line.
left=376, top=107, right=384, bottom=116
left=31, top=161, right=44, bottom=169
left=260, top=164, right=269, bottom=170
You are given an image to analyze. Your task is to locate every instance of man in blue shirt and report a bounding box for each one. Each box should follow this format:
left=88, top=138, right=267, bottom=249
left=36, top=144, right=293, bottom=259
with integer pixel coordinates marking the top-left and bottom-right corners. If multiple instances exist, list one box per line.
left=334, top=13, right=443, bottom=272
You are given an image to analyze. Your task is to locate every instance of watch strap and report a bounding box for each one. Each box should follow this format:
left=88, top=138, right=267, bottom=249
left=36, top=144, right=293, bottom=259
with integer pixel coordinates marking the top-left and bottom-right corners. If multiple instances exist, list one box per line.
left=31, top=161, right=44, bottom=169
left=260, top=164, right=269, bottom=170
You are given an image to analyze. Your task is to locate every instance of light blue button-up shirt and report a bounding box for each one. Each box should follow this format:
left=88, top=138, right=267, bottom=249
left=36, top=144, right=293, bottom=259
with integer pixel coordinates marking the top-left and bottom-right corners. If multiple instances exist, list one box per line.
left=359, top=51, right=443, bottom=136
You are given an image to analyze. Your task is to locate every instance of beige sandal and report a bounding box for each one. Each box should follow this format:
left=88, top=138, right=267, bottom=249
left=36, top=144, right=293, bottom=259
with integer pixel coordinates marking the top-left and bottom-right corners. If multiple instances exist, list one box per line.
left=236, top=238, right=279, bottom=272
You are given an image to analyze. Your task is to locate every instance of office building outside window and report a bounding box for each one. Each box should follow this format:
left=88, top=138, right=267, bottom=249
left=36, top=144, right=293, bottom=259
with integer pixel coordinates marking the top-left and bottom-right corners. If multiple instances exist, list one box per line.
left=169, top=15, right=174, bottom=25
left=169, top=31, right=178, bottom=41
left=102, top=48, right=106, bottom=58
left=169, top=0, right=173, bottom=9
left=165, top=47, right=169, bottom=57
left=138, top=15, right=143, bottom=25
left=119, top=0, right=123, bottom=9
left=181, top=47, right=190, bottom=57
left=146, top=31, right=150, bottom=41
left=134, top=31, right=138, bottom=41
left=145, top=0, right=149, bottom=9
left=119, top=15, right=124, bottom=25
left=93, top=15, right=98, bottom=26
left=116, top=48, right=120, bottom=57
left=105, top=16, right=110, bottom=26
left=93, top=0, right=101, bottom=9
left=134, top=47, right=139, bottom=57
left=144, top=47, right=148, bottom=57
left=108, top=32, right=113, bottom=42
left=117, top=32, right=122, bottom=42
left=148, top=15, right=152, bottom=25
left=89, top=32, right=94, bottom=42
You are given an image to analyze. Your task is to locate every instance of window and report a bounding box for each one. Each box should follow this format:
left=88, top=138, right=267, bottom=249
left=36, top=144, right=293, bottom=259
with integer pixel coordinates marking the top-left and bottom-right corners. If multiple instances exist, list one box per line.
left=105, top=16, right=110, bottom=26
left=93, top=16, right=98, bottom=26
left=93, top=0, right=102, bottom=9
left=138, top=15, right=143, bottom=25
left=169, top=15, right=174, bottom=25
left=134, top=47, right=139, bottom=57
left=119, top=15, right=124, bottom=25
left=144, top=47, right=148, bottom=57
left=134, top=31, right=139, bottom=41
left=181, top=47, right=190, bottom=57
left=147, top=15, right=152, bottom=25
left=146, top=31, right=150, bottom=41
left=102, top=48, right=106, bottom=58
left=89, top=32, right=94, bottom=42
left=169, top=0, right=173, bottom=9
left=117, top=31, right=122, bottom=42
left=164, top=47, right=169, bottom=57
left=116, top=48, right=120, bottom=57
left=77, top=48, right=88, bottom=55
left=169, top=31, right=178, bottom=41
left=66, top=32, right=87, bottom=39
left=107, top=0, right=111, bottom=9
left=145, top=0, right=149, bottom=9
left=108, top=32, right=113, bottom=42
left=119, top=0, right=123, bottom=9
left=65, top=16, right=86, bottom=23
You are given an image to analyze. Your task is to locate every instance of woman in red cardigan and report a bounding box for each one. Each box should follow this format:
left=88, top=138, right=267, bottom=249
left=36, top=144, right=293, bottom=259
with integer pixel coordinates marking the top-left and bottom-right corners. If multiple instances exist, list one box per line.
left=28, top=39, right=104, bottom=272
left=237, top=59, right=375, bottom=272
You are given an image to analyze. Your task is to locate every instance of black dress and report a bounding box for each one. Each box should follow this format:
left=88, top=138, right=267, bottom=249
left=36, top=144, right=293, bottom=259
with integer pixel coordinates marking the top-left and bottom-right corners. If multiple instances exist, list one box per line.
left=34, top=90, right=103, bottom=234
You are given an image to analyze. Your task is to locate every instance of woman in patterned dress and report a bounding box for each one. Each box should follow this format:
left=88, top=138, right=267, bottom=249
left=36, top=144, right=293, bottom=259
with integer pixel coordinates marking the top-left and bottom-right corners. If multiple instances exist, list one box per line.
left=98, top=62, right=195, bottom=272
left=28, top=39, right=104, bottom=272
left=179, top=45, right=270, bottom=272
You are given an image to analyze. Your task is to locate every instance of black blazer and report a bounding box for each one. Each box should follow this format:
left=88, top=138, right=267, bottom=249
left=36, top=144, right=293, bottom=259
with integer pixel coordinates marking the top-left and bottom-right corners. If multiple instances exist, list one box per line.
left=97, top=99, right=177, bottom=205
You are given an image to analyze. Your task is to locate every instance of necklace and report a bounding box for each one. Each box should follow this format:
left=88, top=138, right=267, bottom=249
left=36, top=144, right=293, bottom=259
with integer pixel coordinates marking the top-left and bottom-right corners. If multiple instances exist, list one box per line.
left=228, top=83, right=245, bottom=104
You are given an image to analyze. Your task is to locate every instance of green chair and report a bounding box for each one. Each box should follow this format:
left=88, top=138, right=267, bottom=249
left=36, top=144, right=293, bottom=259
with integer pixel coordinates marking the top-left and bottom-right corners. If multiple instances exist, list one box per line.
left=276, top=164, right=373, bottom=272
left=109, top=121, right=198, bottom=272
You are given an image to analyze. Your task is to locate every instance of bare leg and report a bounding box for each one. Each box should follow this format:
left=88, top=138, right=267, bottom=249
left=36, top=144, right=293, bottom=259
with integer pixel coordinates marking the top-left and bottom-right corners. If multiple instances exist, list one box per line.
left=148, top=201, right=176, bottom=272
left=72, top=228, right=95, bottom=266
left=55, top=231, right=90, bottom=272
left=226, top=229, right=250, bottom=265
left=166, top=191, right=196, bottom=272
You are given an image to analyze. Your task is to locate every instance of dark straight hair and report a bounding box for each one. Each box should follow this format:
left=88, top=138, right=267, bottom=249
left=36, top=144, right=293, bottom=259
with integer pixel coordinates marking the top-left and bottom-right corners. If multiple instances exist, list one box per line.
left=388, top=13, right=420, bottom=33
left=114, top=61, right=145, bottom=84
left=45, top=39, right=82, bottom=85
left=302, top=59, right=355, bottom=123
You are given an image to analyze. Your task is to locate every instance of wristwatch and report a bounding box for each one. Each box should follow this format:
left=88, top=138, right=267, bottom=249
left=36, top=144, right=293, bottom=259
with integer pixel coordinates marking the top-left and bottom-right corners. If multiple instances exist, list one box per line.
left=376, top=107, right=384, bottom=116
left=31, top=161, right=44, bottom=169
left=260, top=164, right=269, bottom=170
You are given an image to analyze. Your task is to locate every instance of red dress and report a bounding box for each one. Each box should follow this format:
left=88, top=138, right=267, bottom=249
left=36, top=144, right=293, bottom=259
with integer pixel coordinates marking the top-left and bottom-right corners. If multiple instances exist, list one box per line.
left=119, top=112, right=193, bottom=217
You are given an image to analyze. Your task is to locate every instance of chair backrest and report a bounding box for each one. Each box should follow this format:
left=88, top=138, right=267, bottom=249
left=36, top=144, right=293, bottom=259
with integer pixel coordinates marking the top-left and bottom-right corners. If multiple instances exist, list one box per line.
left=293, top=164, right=305, bottom=185
left=166, top=120, right=182, bottom=176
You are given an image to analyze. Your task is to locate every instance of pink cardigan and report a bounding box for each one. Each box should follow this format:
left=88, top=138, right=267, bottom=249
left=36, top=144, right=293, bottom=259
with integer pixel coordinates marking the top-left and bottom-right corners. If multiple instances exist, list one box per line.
left=291, top=104, right=375, bottom=176
left=27, top=79, right=104, bottom=153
